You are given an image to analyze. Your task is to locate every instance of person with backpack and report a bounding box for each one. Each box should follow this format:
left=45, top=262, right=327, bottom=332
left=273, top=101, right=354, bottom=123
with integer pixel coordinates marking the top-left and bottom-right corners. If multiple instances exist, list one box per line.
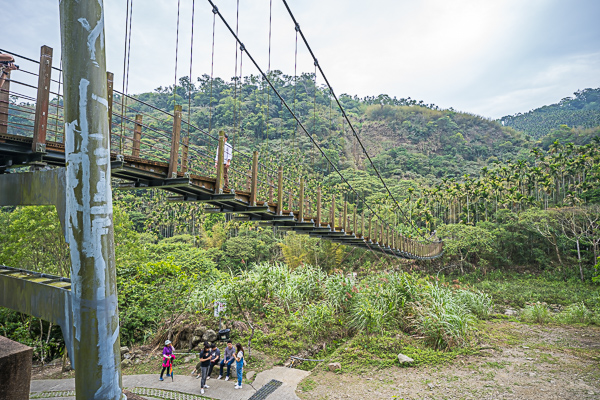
left=234, top=343, right=245, bottom=389
left=159, top=340, right=175, bottom=381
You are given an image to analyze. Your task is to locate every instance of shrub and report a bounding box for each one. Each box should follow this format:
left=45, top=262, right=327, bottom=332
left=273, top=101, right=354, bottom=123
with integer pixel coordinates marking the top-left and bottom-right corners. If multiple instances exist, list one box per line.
left=521, top=302, right=552, bottom=324
left=299, top=301, right=336, bottom=337
left=558, top=302, right=593, bottom=324
left=456, top=290, right=493, bottom=319
left=411, top=285, right=476, bottom=350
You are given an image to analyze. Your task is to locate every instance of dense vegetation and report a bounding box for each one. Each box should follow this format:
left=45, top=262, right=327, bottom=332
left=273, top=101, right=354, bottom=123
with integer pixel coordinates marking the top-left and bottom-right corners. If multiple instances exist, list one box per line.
left=1, top=76, right=599, bottom=369
left=499, top=88, right=600, bottom=139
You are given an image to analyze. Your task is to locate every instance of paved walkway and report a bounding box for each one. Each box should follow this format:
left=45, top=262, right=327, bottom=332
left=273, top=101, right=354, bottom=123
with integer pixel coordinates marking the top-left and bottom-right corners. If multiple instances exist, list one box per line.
left=30, top=367, right=310, bottom=400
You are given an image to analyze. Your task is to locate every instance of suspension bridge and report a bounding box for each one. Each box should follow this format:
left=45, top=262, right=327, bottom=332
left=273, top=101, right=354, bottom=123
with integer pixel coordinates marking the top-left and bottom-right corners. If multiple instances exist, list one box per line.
left=0, top=1, right=442, bottom=399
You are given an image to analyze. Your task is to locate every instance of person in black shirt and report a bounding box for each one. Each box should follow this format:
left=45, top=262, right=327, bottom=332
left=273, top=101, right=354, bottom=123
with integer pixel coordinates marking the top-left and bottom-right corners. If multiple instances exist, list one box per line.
left=198, top=342, right=212, bottom=395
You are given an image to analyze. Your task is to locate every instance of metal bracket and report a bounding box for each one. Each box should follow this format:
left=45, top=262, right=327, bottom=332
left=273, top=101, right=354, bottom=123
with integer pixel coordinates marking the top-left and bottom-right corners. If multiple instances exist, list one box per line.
left=35, top=142, right=47, bottom=153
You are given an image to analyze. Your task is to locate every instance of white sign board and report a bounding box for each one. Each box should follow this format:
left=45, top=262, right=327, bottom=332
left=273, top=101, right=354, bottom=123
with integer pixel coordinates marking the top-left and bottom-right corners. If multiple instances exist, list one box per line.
left=214, top=301, right=226, bottom=317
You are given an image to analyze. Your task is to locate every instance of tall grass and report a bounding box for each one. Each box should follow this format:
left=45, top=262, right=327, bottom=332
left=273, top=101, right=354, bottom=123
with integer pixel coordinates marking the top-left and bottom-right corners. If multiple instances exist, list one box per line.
left=411, top=285, right=476, bottom=349
left=195, top=263, right=490, bottom=350
left=558, top=302, right=593, bottom=324
left=521, top=302, right=551, bottom=324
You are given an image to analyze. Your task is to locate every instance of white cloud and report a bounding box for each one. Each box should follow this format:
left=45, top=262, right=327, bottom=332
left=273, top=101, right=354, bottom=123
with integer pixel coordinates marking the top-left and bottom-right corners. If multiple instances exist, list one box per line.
left=4, top=0, right=599, bottom=119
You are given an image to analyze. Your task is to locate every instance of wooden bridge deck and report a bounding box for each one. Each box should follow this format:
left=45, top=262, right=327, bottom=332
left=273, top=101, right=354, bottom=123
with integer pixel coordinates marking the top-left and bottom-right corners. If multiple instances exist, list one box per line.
left=0, top=45, right=443, bottom=260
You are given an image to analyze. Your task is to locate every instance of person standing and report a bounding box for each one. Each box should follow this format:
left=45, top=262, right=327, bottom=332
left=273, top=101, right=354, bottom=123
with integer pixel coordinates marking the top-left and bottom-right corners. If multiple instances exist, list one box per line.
left=207, top=342, right=220, bottom=378
left=159, top=340, right=175, bottom=381
left=214, top=133, right=232, bottom=190
left=0, top=53, right=18, bottom=96
left=217, top=340, right=235, bottom=381
left=198, top=342, right=212, bottom=395
left=234, top=343, right=245, bottom=389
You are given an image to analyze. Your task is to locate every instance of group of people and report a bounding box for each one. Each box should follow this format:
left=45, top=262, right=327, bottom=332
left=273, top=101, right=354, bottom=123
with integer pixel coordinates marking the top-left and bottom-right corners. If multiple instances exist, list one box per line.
left=160, top=339, right=245, bottom=395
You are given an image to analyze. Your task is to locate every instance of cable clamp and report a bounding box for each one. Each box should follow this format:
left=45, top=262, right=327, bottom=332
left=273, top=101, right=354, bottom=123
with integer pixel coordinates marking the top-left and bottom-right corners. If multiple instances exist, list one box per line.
left=212, top=5, right=219, bottom=14
left=314, top=59, right=319, bottom=67
left=239, top=43, right=245, bottom=52
left=295, top=23, right=300, bottom=32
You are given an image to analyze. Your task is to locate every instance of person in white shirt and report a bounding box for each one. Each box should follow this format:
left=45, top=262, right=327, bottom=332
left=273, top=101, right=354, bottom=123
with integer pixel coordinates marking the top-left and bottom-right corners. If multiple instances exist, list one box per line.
left=234, top=343, right=244, bottom=389
left=214, top=133, right=233, bottom=190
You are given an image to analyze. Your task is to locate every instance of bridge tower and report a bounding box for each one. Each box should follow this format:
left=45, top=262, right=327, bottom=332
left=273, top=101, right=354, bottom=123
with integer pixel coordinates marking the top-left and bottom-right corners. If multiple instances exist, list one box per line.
left=58, top=0, right=124, bottom=398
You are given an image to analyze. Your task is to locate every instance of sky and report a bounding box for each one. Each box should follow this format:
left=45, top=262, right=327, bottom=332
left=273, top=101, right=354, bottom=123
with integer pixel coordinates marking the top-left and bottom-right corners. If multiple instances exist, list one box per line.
left=3, top=0, right=600, bottom=119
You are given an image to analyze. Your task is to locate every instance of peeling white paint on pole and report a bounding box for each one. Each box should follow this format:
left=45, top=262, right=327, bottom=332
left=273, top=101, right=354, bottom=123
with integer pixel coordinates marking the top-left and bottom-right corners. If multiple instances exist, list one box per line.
left=60, top=0, right=124, bottom=399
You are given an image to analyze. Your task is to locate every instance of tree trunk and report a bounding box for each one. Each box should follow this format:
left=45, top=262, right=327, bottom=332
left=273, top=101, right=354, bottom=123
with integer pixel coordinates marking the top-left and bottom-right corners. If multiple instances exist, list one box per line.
left=576, top=238, right=584, bottom=282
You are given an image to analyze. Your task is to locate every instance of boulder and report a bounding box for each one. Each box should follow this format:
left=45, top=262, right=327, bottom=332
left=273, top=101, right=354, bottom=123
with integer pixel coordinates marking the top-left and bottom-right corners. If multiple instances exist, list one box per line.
left=191, top=336, right=202, bottom=347
left=328, top=362, right=341, bottom=372
left=246, top=371, right=256, bottom=380
left=193, top=326, right=207, bottom=337
left=184, top=355, right=196, bottom=363
left=120, top=346, right=130, bottom=356
left=203, top=329, right=218, bottom=343
left=121, top=359, right=133, bottom=368
left=397, top=353, right=414, bottom=364
left=233, top=320, right=248, bottom=333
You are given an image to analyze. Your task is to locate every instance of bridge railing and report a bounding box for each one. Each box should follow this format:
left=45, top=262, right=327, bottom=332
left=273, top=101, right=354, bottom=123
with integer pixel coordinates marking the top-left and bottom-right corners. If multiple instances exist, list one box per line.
left=0, top=46, right=65, bottom=149
left=0, top=45, right=444, bottom=260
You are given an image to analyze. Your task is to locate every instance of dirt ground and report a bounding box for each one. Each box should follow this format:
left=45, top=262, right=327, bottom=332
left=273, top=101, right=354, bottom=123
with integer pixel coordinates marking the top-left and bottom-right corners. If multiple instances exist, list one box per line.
left=30, top=322, right=600, bottom=400
left=296, top=322, right=600, bottom=400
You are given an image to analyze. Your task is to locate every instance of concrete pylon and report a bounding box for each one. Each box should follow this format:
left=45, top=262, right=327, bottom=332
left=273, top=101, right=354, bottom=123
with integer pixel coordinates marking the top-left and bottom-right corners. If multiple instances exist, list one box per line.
left=59, top=1, right=124, bottom=399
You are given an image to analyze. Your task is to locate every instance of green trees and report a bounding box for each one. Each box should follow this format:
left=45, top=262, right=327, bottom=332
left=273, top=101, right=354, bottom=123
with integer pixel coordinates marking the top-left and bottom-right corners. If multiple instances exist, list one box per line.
left=0, top=206, right=69, bottom=277
left=500, top=88, right=600, bottom=139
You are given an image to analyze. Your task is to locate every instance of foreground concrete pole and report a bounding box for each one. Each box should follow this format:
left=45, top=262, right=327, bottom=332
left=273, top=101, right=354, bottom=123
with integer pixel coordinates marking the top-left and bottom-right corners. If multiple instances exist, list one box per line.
left=0, top=336, right=32, bottom=400
left=59, top=1, right=124, bottom=399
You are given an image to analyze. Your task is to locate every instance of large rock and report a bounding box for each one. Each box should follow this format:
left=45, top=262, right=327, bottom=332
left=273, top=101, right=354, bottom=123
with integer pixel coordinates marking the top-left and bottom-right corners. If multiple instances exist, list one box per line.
left=0, top=336, right=32, bottom=400
left=328, top=362, right=341, bottom=372
left=121, top=358, right=133, bottom=368
left=120, top=346, right=130, bottom=356
left=184, top=355, right=196, bottom=363
left=397, top=353, right=414, bottom=364
left=233, top=320, right=248, bottom=333
left=194, top=326, right=207, bottom=337
left=191, top=336, right=202, bottom=347
left=203, top=329, right=218, bottom=343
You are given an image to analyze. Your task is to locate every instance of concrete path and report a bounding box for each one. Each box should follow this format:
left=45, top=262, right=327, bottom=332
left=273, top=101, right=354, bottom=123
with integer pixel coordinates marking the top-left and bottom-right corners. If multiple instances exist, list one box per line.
left=30, top=367, right=310, bottom=400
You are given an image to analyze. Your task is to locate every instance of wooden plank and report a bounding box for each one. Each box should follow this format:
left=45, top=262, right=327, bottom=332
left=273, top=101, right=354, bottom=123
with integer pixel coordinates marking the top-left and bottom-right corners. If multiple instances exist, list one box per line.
left=361, top=212, right=364, bottom=238
left=0, top=69, right=10, bottom=135
left=330, top=194, right=336, bottom=230
left=32, top=45, right=53, bottom=153
left=168, top=105, right=182, bottom=178
left=249, top=151, right=258, bottom=206
left=298, top=178, right=304, bottom=222
left=181, top=135, right=189, bottom=173
left=214, top=130, right=225, bottom=193
left=343, top=200, right=347, bottom=232
left=131, top=114, right=142, bottom=157
left=353, top=205, right=357, bottom=237
left=316, top=186, right=321, bottom=227
left=277, top=166, right=283, bottom=215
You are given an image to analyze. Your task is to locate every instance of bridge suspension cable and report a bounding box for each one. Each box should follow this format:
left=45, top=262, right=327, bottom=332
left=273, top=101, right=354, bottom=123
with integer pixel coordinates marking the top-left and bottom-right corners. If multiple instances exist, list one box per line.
left=280, top=0, right=425, bottom=238
left=205, top=0, right=428, bottom=252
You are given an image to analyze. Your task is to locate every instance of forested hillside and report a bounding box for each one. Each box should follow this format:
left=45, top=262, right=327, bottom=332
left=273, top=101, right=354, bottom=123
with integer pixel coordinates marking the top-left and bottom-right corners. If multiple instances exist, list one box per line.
left=2, top=73, right=599, bottom=371
left=499, top=88, right=600, bottom=140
